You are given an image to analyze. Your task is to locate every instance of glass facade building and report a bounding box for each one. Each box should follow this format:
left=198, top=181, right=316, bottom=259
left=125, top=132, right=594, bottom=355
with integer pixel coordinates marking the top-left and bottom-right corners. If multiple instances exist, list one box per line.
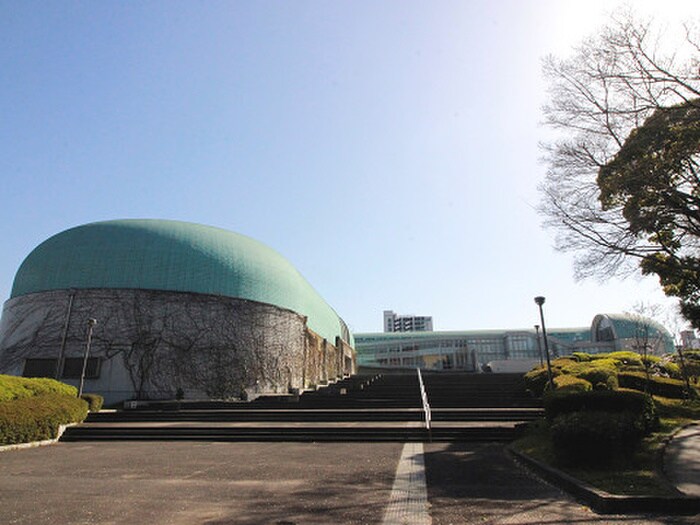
left=355, top=313, right=675, bottom=372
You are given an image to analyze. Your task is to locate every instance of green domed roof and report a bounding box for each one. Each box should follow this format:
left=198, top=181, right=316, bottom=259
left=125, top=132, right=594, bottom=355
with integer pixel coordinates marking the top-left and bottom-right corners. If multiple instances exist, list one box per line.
left=11, top=219, right=352, bottom=345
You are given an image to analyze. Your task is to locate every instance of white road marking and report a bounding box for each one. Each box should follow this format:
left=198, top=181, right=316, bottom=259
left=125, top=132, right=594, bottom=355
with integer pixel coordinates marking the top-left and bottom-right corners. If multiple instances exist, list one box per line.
left=382, top=441, right=432, bottom=525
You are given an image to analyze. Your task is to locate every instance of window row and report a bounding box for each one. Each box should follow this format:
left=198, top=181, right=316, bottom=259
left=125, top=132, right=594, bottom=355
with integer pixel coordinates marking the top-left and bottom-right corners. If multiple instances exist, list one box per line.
left=22, top=357, right=101, bottom=379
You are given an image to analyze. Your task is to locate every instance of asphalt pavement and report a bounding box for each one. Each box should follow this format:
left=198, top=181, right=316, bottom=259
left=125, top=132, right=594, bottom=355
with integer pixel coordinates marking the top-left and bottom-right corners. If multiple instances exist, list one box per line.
left=1, top=440, right=698, bottom=524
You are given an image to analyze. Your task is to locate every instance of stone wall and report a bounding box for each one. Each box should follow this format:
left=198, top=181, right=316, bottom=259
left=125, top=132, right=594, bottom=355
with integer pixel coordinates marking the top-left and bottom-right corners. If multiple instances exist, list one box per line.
left=301, top=328, right=353, bottom=389
left=0, top=288, right=356, bottom=404
left=336, top=336, right=357, bottom=376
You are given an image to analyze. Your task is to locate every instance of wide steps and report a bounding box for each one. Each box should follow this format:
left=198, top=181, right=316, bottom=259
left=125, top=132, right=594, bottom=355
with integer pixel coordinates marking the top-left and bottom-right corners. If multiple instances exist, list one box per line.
left=61, top=424, right=521, bottom=443
left=62, top=371, right=542, bottom=443
left=85, top=407, right=542, bottom=423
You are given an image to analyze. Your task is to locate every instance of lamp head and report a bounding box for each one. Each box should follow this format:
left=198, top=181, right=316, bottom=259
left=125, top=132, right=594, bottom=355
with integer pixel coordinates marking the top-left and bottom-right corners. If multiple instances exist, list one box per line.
left=87, top=318, right=97, bottom=326
left=534, top=296, right=545, bottom=306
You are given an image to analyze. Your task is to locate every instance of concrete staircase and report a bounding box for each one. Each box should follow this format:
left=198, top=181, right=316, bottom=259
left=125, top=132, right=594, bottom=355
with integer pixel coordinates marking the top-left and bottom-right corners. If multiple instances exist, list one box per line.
left=61, top=372, right=542, bottom=443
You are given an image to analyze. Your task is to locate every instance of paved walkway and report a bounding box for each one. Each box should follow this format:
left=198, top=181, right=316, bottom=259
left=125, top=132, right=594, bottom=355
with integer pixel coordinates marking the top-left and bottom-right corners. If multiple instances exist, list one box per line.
left=1, top=440, right=698, bottom=524
left=665, top=423, right=700, bottom=497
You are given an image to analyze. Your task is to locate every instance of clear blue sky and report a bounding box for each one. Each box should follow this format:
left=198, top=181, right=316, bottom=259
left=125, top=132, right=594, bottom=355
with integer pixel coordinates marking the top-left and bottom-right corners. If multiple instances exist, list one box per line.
left=0, top=1, right=696, bottom=333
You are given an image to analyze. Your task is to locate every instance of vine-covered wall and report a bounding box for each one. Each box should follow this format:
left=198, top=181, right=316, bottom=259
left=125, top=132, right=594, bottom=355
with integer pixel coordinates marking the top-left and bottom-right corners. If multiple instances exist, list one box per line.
left=0, top=288, right=355, bottom=404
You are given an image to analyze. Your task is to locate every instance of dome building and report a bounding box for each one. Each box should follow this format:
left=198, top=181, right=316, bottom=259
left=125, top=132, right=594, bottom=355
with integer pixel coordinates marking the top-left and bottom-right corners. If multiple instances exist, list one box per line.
left=0, top=220, right=355, bottom=403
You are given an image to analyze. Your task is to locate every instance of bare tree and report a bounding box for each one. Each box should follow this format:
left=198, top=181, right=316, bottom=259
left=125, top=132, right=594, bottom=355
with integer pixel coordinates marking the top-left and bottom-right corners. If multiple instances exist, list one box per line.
left=540, top=11, right=700, bottom=294
left=627, top=302, right=665, bottom=393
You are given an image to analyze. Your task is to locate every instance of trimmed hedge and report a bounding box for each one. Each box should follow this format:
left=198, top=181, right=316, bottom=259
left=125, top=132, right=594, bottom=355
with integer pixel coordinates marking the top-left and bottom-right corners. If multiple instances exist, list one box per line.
left=524, top=367, right=557, bottom=396
left=0, top=394, right=88, bottom=445
left=0, top=375, right=77, bottom=402
left=524, top=350, right=689, bottom=397
left=550, top=410, right=646, bottom=464
left=600, top=351, right=644, bottom=367
left=525, top=358, right=618, bottom=396
left=571, top=352, right=592, bottom=362
left=553, top=374, right=591, bottom=393
left=617, top=371, right=697, bottom=399
left=545, top=389, right=659, bottom=465
left=544, top=389, right=658, bottom=433
left=80, top=393, right=104, bottom=412
left=573, top=363, right=618, bottom=390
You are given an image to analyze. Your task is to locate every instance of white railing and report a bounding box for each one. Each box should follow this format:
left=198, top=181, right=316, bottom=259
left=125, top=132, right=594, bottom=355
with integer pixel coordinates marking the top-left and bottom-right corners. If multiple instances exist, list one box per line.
left=416, top=368, right=431, bottom=431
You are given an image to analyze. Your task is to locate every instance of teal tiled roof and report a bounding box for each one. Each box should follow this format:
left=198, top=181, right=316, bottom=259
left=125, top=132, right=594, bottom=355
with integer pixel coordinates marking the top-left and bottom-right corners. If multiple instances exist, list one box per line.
left=11, top=219, right=352, bottom=345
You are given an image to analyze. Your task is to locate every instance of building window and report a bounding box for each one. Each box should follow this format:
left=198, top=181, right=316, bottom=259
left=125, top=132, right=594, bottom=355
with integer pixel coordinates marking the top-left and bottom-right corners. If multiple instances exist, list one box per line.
left=23, top=358, right=58, bottom=378
left=62, top=358, right=101, bottom=379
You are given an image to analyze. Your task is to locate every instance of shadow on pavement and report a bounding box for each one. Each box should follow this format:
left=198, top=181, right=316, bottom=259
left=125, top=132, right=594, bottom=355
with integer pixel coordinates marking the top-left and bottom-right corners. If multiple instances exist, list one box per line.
left=423, top=442, right=697, bottom=525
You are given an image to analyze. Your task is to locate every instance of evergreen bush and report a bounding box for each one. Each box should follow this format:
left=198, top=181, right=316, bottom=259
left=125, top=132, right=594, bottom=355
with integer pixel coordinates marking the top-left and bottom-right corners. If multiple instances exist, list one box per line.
left=577, top=366, right=618, bottom=390
left=0, top=395, right=88, bottom=445
left=617, top=371, right=697, bottom=399
left=544, top=389, right=658, bottom=432
left=524, top=367, right=556, bottom=397
left=553, top=374, right=591, bottom=392
left=571, top=352, right=592, bottom=362
left=598, top=351, right=643, bottom=367
left=0, top=375, right=77, bottom=402
left=80, top=393, right=104, bottom=412
left=550, top=410, right=645, bottom=464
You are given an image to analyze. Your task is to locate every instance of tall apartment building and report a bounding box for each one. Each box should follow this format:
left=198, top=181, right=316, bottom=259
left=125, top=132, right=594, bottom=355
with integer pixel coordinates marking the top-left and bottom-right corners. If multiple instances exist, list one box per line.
left=383, top=310, right=433, bottom=332
left=680, top=330, right=700, bottom=349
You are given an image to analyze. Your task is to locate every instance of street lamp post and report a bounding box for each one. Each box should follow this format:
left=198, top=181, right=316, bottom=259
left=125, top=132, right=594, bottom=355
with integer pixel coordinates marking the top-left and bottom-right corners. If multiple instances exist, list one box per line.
left=78, top=318, right=97, bottom=398
left=534, top=297, right=555, bottom=391
left=534, top=324, right=544, bottom=368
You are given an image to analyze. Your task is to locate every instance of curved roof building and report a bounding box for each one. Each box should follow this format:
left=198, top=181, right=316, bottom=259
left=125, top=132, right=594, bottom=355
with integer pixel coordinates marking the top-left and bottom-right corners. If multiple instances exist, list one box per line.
left=11, top=219, right=351, bottom=345
left=1, top=219, right=356, bottom=402
left=592, top=313, right=675, bottom=354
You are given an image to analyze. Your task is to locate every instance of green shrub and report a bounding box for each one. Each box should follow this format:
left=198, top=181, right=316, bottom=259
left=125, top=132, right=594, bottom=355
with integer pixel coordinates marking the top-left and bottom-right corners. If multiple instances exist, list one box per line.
left=544, top=389, right=657, bottom=432
left=550, top=410, right=646, bottom=464
left=586, top=357, right=620, bottom=370
left=80, top=393, right=104, bottom=412
left=577, top=366, right=618, bottom=390
left=654, top=397, right=700, bottom=419
left=554, top=374, right=591, bottom=392
left=546, top=358, right=618, bottom=390
left=555, top=358, right=615, bottom=376
left=524, top=367, right=559, bottom=397
left=571, top=352, right=592, bottom=362
left=551, top=357, right=576, bottom=368
left=677, top=351, right=700, bottom=382
left=0, top=375, right=77, bottom=402
left=618, top=371, right=697, bottom=399
left=598, top=351, right=644, bottom=367
left=642, top=355, right=661, bottom=366
left=0, top=395, right=88, bottom=445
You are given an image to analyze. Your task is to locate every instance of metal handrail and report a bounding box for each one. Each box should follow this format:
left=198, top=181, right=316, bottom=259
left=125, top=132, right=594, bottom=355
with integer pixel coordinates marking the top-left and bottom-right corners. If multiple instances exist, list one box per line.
left=416, top=368, right=431, bottom=431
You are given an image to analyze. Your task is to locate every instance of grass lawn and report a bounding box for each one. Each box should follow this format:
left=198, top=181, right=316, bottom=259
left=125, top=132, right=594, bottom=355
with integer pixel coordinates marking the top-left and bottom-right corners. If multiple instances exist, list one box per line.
left=511, top=397, right=700, bottom=496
